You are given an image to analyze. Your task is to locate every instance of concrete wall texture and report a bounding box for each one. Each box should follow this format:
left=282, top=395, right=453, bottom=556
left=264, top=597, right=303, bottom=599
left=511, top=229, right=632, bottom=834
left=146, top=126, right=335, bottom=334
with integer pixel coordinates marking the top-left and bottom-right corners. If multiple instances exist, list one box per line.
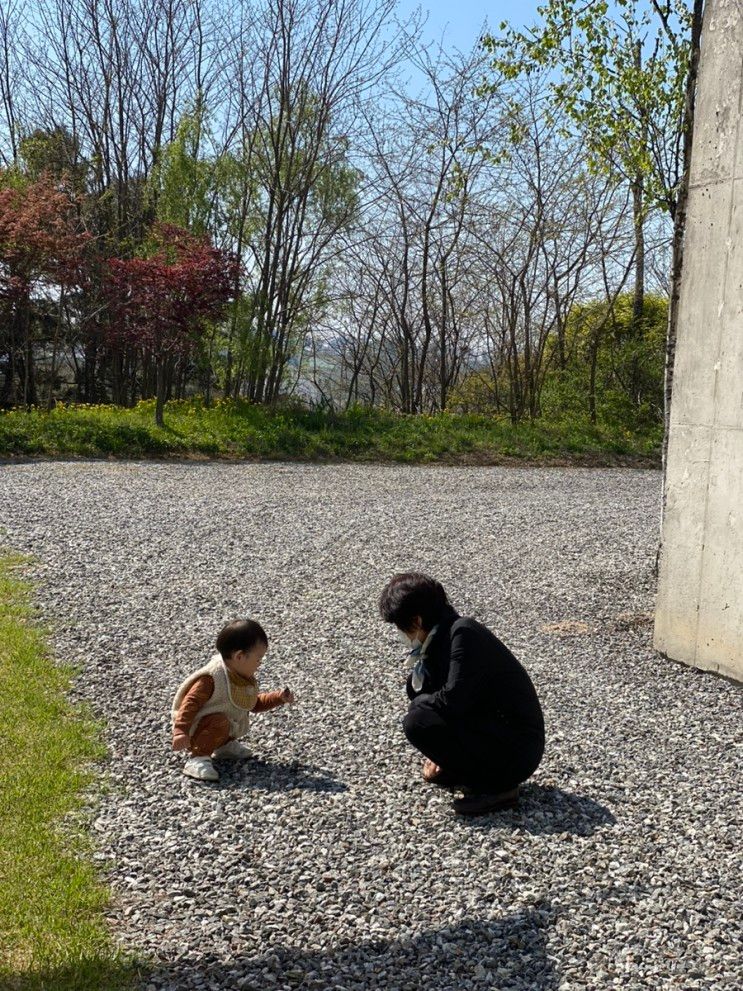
left=654, top=0, right=743, bottom=681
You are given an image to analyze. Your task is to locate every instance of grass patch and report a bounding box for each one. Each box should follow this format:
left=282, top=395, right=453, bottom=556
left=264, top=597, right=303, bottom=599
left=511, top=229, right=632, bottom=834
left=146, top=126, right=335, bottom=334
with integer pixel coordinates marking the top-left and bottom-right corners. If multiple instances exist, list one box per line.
left=0, top=399, right=662, bottom=465
left=0, top=555, right=138, bottom=991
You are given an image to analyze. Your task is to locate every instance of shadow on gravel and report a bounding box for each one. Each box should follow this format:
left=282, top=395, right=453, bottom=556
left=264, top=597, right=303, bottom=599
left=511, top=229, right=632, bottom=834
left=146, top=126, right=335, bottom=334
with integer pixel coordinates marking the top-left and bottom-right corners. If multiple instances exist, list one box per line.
left=150, top=906, right=557, bottom=990
left=467, top=784, right=616, bottom=837
left=215, top=757, right=348, bottom=794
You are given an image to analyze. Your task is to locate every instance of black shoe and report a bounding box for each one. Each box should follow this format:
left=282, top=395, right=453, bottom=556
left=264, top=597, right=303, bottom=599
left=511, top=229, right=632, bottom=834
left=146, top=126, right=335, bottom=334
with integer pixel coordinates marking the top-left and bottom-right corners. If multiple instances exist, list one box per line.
left=453, top=788, right=519, bottom=816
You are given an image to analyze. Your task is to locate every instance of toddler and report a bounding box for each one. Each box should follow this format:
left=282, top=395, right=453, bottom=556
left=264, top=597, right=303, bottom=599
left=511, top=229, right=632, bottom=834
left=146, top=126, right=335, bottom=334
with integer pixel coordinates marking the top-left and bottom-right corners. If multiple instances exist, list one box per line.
left=172, top=619, right=293, bottom=781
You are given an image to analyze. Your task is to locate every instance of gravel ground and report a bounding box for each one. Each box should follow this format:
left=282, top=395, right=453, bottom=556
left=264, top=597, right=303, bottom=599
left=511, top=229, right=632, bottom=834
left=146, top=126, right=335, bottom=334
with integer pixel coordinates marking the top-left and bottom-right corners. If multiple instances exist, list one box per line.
left=1, top=461, right=741, bottom=991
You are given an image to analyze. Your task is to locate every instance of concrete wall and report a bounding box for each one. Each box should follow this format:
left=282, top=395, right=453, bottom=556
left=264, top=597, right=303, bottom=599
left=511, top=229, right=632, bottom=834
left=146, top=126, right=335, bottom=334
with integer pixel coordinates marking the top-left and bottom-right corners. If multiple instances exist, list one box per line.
left=654, top=0, right=743, bottom=682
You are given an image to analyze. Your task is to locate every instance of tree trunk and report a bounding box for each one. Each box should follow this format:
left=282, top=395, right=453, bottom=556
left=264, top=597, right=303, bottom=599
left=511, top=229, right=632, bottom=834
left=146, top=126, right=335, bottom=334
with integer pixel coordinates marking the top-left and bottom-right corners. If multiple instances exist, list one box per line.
left=439, top=261, right=448, bottom=411
left=660, top=0, right=705, bottom=529
left=21, top=302, right=36, bottom=408
left=47, top=291, right=65, bottom=411
left=631, top=40, right=646, bottom=337
left=588, top=333, right=599, bottom=425
left=631, top=174, right=645, bottom=329
left=6, top=324, right=16, bottom=408
left=155, top=359, right=166, bottom=427
left=112, top=347, right=125, bottom=406
left=83, top=340, right=98, bottom=403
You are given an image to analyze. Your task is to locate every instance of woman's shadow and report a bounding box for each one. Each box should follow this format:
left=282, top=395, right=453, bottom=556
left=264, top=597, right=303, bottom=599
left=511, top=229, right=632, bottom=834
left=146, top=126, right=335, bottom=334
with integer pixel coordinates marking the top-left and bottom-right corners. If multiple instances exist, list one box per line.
left=467, top=782, right=616, bottom=836
left=213, top=763, right=613, bottom=837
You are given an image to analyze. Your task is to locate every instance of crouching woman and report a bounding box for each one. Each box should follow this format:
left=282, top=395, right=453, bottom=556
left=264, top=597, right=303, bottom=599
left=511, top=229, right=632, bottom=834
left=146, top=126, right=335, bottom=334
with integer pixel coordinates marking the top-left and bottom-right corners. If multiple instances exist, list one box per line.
left=379, top=573, right=545, bottom=816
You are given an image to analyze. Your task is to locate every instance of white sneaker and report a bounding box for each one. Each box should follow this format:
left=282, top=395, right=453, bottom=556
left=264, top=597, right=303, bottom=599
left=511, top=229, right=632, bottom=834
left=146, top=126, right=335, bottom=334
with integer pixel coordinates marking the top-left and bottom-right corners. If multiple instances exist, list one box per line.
left=183, top=756, right=220, bottom=782
left=211, top=740, right=252, bottom=760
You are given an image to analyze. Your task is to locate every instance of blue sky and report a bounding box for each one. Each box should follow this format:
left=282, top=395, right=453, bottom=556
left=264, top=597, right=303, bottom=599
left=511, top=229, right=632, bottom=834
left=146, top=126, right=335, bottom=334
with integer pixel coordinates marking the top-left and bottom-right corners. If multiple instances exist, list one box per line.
left=397, top=0, right=545, bottom=52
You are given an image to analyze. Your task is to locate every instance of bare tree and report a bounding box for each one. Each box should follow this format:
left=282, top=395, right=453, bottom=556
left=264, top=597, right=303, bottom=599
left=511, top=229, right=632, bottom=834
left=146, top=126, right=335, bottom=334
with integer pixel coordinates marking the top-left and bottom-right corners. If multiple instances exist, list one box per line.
left=0, top=0, right=25, bottom=165
left=463, top=79, right=636, bottom=421
left=224, top=0, right=411, bottom=404
left=335, top=45, right=502, bottom=412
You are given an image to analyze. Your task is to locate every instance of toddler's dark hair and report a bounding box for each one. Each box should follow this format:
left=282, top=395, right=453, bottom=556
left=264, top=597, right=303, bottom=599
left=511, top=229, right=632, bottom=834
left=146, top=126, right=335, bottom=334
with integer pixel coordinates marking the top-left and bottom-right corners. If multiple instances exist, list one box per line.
left=216, top=619, right=268, bottom=659
left=378, top=572, right=453, bottom=631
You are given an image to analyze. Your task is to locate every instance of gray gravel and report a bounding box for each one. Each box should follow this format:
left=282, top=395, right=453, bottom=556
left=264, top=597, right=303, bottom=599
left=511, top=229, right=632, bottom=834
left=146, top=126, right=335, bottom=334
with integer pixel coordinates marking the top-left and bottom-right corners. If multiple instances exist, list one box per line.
left=1, top=461, right=741, bottom=991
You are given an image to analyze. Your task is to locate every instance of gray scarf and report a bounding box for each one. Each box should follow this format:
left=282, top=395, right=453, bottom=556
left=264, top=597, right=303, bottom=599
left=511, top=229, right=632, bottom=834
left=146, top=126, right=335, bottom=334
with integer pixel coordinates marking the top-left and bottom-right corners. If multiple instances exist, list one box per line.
left=410, top=625, right=439, bottom=692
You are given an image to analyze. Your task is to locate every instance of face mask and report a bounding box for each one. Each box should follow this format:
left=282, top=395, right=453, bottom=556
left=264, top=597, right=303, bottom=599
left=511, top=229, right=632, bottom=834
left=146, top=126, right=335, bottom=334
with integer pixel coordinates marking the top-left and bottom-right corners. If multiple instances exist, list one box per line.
left=397, top=628, right=421, bottom=650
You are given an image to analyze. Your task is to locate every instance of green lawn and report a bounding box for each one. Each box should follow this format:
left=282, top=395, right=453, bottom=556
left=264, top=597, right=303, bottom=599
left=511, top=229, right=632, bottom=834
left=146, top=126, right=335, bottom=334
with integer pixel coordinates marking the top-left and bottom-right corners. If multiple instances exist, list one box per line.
left=0, top=399, right=662, bottom=465
left=0, top=555, right=137, bottom=991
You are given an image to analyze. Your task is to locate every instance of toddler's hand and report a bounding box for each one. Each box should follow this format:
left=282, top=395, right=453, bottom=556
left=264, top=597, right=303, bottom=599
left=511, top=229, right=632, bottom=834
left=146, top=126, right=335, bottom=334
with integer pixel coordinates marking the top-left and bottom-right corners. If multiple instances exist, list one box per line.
left=280, top=687, right=294, bottom=705
left=172, top=732, right=190, bottom=751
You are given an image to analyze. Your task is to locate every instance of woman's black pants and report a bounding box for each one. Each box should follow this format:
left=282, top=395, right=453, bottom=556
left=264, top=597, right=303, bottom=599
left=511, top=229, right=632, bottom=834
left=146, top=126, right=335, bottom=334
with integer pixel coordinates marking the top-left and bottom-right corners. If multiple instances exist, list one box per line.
left=403, top=694, right=543, bottom=793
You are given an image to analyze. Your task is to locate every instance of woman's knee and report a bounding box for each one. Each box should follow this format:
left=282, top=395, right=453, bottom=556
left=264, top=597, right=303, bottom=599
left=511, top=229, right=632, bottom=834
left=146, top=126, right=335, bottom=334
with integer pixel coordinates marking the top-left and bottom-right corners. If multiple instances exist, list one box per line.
left=402, top=709, right=421, bottom=745
left=402, top=696, right=439, bottom=745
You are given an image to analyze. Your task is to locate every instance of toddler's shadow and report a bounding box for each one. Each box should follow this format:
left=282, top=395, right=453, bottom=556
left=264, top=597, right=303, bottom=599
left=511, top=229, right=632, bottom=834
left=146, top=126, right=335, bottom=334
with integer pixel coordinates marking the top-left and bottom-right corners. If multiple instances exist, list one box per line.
left=215, top=756, right=347, bottom=794
left=468, top=783, right=616, bottom=836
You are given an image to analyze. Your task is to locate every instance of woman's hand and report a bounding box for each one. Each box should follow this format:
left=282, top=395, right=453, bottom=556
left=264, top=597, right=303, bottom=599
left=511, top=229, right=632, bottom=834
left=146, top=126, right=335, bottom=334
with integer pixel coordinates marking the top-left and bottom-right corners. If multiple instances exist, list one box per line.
left=280, top=686, right=295, bottom=705
left=422, top=758, right=442, bottom=782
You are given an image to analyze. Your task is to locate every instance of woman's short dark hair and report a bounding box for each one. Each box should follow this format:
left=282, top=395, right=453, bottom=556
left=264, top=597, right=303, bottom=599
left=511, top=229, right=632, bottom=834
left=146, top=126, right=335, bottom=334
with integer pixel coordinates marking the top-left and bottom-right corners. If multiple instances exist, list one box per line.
left=216, top=619, right=268, bottom=659
left=378, top=573, right=452, bottom=631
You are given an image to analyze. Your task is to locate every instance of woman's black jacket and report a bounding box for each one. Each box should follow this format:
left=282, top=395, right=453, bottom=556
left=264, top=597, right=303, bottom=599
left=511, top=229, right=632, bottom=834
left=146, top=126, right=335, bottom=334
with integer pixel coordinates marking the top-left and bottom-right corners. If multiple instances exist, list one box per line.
left=406, top=609, right=545, bottom=744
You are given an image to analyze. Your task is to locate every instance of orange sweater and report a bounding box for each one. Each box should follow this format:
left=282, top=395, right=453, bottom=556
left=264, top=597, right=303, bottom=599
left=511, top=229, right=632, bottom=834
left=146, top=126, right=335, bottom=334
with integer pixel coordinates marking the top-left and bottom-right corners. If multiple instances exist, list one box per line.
left=173, top=672, right=285, bottom=737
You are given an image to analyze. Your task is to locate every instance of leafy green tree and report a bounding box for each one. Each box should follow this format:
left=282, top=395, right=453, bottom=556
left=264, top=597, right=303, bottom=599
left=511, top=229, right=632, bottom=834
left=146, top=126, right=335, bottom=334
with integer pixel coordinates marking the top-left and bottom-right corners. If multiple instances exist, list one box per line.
left=485, top=1, right=693, bottom=323
left=237, top=86, right=361, bottom=404
left=540, top=293, right=668, bottom=428
left=148, top=100, right=218, bottom=236
left=18, top=127, right=88, bottom=191
left=484, top=0, right=704, bottom=483
left=149, top=88, right=360, bottom=406
left=450, top=293, right=667, bottom=432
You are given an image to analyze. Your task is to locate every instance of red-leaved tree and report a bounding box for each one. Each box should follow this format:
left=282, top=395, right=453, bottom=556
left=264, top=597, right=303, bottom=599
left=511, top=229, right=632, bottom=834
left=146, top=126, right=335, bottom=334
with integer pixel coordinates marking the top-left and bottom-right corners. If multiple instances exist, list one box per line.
left=106, top=224, right=239, bottom=425
left=0, top=174, right=91, bottom=407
